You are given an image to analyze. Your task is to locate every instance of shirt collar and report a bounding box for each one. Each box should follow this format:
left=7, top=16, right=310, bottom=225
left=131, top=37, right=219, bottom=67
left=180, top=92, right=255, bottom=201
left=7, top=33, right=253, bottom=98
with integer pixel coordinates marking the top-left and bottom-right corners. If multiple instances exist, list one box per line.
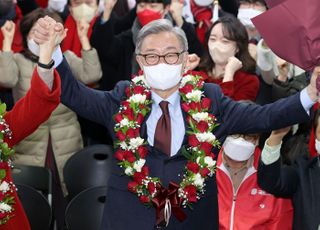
left=151, top=90, right=180, bottom=107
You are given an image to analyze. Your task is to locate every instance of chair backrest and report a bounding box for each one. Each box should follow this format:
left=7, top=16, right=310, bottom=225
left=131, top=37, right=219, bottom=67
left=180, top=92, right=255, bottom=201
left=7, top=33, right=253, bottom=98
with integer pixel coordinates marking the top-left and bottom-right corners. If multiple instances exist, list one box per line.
left=16, top=183, right=52, bottom=230
left=63, top=144, right=113, bottom=199
left=65, top=186, right=107, bottom=230
left=12, top=164, right=52, bottom=205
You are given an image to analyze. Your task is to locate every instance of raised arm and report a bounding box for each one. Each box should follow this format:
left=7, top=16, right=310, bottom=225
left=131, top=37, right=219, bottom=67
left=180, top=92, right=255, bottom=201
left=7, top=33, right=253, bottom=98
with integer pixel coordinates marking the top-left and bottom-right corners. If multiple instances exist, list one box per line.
left=0, top=21, right=19, bottom=88
left=257, top=128, right=299, bottom=197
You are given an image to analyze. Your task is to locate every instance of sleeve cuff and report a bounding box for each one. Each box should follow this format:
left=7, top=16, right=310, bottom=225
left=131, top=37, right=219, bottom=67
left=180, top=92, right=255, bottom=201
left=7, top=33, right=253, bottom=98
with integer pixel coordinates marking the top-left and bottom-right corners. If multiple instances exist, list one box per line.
left=52, top=46, right=63, bottom=68
left=300, top=88, right=316, bottom=114
left=261, top=138, right=282, bottom=165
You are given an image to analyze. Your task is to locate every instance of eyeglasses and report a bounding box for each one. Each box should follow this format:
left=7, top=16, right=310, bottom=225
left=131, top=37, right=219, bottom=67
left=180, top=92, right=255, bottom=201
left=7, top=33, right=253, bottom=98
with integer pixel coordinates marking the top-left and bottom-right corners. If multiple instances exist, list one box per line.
left=137, top=51, right=186, bottom=65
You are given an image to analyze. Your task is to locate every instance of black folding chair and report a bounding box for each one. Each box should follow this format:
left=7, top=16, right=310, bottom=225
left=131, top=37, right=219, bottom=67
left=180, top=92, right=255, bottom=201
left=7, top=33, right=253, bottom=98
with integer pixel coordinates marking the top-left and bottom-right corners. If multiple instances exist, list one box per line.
left=63, top=144, right=113, bottom=199
left=65, top=186, right=107, bottom=230
left=16, top=183, right=52, bottom=230
left=12, top=164, right=52, bottom=206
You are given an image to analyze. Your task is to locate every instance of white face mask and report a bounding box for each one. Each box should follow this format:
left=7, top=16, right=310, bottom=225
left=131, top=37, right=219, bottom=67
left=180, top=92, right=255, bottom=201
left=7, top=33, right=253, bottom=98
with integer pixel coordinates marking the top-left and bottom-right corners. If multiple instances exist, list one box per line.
left=194, top=0, right=214, bottom=7
left=143, top=63, right=183, bottom=91
left=27, top=39, right=40, bottom=56
left=315, top=138, right=320, bottom=154
left=48, top=0, right=67, bottom=13
left=208, top=42, right=236, bottom=65
left=223, top=136, right=256, bottom=161
left=237, top=8, right=263, bottom=29
left=71, top=3, right=96, bottom=22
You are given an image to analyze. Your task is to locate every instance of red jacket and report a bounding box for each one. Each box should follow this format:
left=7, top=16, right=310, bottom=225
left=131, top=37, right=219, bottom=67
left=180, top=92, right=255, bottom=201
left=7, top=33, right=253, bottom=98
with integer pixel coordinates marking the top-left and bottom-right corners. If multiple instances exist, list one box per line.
left=201, top=71, right=260, bottom=101
left=1, top=68, right=60, bottom=230
left=217, top=148, right=293, bottom=230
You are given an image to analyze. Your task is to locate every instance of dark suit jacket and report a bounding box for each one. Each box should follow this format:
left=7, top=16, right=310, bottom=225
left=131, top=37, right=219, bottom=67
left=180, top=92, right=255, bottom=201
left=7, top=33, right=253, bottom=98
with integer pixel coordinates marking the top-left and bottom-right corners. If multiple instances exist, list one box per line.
left=57, top=59, right=310, bottom=230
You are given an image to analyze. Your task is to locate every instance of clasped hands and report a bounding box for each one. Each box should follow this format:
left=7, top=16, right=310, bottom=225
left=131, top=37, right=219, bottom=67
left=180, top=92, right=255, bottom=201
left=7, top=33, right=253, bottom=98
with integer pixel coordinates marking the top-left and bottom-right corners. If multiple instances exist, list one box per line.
left=31, top=16, right=67, bottom=64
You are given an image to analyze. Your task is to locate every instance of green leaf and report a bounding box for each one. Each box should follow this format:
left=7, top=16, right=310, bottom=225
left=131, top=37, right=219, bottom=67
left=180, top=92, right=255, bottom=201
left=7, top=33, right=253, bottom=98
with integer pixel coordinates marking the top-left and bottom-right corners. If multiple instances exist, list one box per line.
left=0, top=103, right=6, bottom=115
left=181, top=146, right=192, bottom=159
left=0, top=169, right=6, bottom=180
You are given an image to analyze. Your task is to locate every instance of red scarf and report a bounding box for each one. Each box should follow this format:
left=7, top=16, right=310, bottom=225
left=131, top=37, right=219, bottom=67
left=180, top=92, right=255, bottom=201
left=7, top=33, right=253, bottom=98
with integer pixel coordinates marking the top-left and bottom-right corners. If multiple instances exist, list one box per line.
left=61, top=15, right=97, bottom=57
left=308, top=103, right=319, bottom=158
left=190, top=0, right=213, bottom=45
left=0, top=5, right=23, bottom=53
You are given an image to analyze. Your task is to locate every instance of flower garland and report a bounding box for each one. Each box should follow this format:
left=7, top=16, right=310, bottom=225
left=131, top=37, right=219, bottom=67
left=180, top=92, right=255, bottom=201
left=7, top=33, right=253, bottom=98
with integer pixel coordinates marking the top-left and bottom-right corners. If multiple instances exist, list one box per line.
left=0, top=102, right=16, bottom=225
left=113, top=73, right=220, bottom=218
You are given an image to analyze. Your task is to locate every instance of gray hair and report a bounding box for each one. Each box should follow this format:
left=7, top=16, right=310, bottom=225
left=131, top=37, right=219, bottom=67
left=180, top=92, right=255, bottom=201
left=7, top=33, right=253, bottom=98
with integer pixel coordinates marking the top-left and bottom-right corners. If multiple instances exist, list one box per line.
left=135, top=19, right=188, bottom=54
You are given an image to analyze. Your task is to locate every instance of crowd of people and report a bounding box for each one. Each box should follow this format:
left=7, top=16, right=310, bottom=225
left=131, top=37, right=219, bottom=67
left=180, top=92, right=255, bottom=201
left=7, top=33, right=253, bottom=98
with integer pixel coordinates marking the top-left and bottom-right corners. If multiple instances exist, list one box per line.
left=0, top=0, right=319, bottom=229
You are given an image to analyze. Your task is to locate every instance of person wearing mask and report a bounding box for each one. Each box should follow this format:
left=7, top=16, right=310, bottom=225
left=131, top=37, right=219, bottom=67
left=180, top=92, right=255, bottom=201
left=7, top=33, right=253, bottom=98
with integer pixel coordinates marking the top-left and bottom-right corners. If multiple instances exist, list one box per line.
left=62, top=0, right=99, bottom=57
left=32, top=16, right=320, bottom=229
left=0, top=20, right=61, bottom=229
left=258, top=106, right=320, bottom=230
left=217, top=132, right=293, bottom=229
left=0, top=9, right=101, bottom=228
left=91, top=0, right=203, bottom=91
left=198, top=15, right=259, bottom=101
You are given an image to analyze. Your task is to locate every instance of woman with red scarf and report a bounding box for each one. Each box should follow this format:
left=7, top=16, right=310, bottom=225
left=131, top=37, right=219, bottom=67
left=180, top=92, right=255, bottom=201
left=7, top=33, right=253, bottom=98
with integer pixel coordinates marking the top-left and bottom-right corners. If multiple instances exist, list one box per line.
left=0, top=24, right=61, bottom=229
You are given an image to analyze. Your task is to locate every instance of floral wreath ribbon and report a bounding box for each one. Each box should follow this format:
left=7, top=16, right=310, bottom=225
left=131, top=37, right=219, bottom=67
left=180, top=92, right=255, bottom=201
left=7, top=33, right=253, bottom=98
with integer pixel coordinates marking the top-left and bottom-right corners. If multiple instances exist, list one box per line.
left=113, top=72, right=220, bottom=226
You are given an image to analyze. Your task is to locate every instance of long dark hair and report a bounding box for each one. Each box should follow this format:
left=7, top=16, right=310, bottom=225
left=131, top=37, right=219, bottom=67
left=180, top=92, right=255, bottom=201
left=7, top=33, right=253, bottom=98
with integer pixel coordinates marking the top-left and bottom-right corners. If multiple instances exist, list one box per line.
left=198, top=15, right=256, bottom=75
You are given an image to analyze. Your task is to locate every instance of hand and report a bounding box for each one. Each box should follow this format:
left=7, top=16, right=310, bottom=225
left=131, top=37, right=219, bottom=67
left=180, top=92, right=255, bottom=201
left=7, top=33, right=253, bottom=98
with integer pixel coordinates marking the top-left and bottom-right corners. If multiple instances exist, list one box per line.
left=102, top=0, right=118, bottom=21
left=169, top=0, right=184, bottom=27
left=76, top=19, right=91, bottom=50
left=276, top=57, right=289, bottom=82
left=224, top=56, right=242, bottom=82
left=186, top=54, right=200, bottom=71
left=306, top=66, right=320, bottom=102
left=268, top=127, right=291, bottom=146
left=248, top=43, right=257, bottom=61
left=1, top=21, right=15, bottom=52
left=32, top=16, right=67, bottom=46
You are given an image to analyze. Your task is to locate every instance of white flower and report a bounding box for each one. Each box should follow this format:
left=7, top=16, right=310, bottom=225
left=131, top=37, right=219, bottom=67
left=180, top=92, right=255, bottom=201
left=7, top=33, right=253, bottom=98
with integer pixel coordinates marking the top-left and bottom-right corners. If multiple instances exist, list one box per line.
left=193, top=173, right=204, bottom=187
left=120, top=141, right=129, bottom=150
left=196, top=156, right=201, bottom=164
left=192, top=112, right=210, bottom=122
left=132, top=75, right=147, bottom=85
left=186, top=90, right=202, bottom=102
left=125, top=166, right=134, bottom=176
left=204, top=156, right=216, bottom=167
left=133, top=159, right=146, bottom=172
left=180, top=75, right=194, bottom=87
left=0, top=181, right=9, bottom=193
left=129, top=137, right=144, bottom=150
left=196, top=132, right=216, bottom=143
left=128, top=94, right=147, bottom=104
left=120, top=118, right=130, bottom=127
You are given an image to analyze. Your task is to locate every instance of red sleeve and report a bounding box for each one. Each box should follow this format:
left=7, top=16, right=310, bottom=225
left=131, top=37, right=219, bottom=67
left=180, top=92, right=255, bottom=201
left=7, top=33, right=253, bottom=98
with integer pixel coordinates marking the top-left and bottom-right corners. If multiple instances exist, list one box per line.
left=221, top=72, right=260, bottom=101
left=4, top=68, right=61, bottom=147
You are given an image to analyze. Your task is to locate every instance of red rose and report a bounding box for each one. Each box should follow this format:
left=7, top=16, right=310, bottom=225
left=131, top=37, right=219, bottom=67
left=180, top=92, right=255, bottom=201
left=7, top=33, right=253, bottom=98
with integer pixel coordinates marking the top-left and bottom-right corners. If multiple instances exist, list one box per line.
left=133, top=85, right=145, bottom=94
left=196, top=80, right=204, bottom=88
left=181, top=102, right=191, bottom=112
left=114, top=149, right=125, bottom=161
left=114, top=114, right=123, bottom=123
left=186, top=161, right=199, bottom=174
left=133, top=172, right=145, bottom=184
left=147, top=182, right=156, bottom=194
left=139, top=104, right=145, bottom=110
left=125, top=87, right=131, bottom=97
left=136, top=113, right=144, bottom=125
left=184, top=185, right=197, bottom=203
left=201, top=98, right=211, bottom=110
left=188, top=134, right=200, bottom=147
left=189, top=102, right=201, bottom=111
left=141, top=166, right=149, bottom=176
left=128, top=181, right=138, bottom=193
left=124, top=151, right=136, bottom=163
left=209, top=114, right=216, bottom=121
left=197, top=121, right=209, bottom=132
left=137, top=146, right=148, bottom=158
left=139, top=195, right=150, bottom=203
left=146, top=91, right=151, bottom=98
left=126, top=128, right=137, bottom=138
left=199, top=142, right=213, bottom=155
left=116, top=130, right=126, bottom=141
left=200, top=167, right=210, bottom=177
left=180, top=84, right=194, bottom=94
left=121, top=101, right=130, bottom=108
left=123, top=108, right=134, bottom=120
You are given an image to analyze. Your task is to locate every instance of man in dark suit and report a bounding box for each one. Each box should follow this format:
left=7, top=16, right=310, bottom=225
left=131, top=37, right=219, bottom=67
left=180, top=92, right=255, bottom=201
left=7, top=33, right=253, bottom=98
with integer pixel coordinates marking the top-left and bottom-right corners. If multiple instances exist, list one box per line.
left=32, top=17, right=319, bottom=230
